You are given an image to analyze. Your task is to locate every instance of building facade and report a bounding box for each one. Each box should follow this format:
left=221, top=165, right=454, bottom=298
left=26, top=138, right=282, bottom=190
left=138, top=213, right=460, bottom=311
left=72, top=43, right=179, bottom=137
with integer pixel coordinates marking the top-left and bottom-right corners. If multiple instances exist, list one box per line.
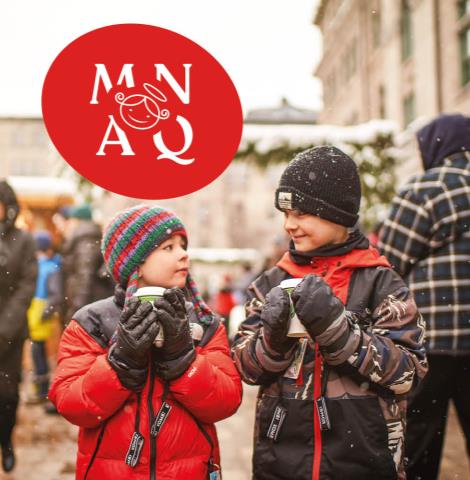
left=314, top=0, right=470, bottom=128
left=0, top=112, right=300, bottom=252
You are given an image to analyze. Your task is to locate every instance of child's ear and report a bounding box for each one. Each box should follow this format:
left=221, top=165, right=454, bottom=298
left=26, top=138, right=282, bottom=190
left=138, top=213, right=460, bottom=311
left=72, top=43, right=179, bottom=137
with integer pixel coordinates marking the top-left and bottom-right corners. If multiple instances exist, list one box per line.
left=137, top=265, right=143, bottom=278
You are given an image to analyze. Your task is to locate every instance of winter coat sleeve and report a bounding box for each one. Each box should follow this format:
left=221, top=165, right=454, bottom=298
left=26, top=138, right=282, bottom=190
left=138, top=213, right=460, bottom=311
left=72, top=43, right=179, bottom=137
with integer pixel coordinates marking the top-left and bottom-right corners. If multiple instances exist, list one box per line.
left=378, top=187, right=431, bottom=277
left=231, top=296, right=295, bottom=386
left=0, top=232, right=37, bottom=345
left=44, top=269, right=64, bottom=317
left=70, top=237, right=102, bottom=312
left=378, top=180, right=464, bottom=278
left=314, top=268, right=428, bottom=395
left=167, top=323, right=242, bottom=424
left=49, top=320, right=132, bottom=428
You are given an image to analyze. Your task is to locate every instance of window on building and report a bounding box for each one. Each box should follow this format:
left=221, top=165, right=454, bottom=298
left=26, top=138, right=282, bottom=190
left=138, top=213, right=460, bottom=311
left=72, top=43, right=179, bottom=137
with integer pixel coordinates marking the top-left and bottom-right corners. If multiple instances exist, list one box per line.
left=372, top=7, right=381, bottom=47
left=460, top=26, right=470, bottom=85
left=403, top=93, right=415, bottom=127
left=459, top=0, right=470, bottom=18
left=401, top=0, right=413, bottom=60
left=379, top=85, right=386, bottom=118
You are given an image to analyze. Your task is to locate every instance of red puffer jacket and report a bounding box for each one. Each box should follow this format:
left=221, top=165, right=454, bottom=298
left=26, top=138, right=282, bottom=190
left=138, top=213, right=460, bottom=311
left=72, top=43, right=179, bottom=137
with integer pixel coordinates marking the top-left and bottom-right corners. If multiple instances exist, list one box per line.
left=49, top=292, right=242, bottom=480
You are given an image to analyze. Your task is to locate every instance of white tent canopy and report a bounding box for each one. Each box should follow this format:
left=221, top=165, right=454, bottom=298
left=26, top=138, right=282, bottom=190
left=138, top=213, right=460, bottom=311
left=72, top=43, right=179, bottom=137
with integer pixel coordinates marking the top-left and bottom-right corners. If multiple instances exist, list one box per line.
left=7, top=175, right=76, bottom=198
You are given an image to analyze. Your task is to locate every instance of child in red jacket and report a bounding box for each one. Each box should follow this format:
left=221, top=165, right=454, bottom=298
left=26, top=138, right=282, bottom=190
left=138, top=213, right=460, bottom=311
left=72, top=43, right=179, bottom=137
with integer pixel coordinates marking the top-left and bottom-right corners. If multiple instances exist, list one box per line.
left=49, top=205, right=242, bottom=480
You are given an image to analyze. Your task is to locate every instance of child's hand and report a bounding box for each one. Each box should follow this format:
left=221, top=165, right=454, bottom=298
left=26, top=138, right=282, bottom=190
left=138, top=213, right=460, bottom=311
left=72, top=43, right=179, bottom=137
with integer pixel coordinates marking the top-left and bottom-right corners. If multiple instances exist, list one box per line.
left=108, top=297, right=160, bottom=390
left=153, top=287, right=196, bottom=380
left=291, top=275, right=345, bottom=338
left=261, top=286, right=296, bottom=355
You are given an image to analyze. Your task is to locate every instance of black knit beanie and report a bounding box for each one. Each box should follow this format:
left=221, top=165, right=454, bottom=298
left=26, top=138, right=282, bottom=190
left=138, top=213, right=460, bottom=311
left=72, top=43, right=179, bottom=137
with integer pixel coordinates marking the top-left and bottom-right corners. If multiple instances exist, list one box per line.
left=275, top=146, right=361, bottom=227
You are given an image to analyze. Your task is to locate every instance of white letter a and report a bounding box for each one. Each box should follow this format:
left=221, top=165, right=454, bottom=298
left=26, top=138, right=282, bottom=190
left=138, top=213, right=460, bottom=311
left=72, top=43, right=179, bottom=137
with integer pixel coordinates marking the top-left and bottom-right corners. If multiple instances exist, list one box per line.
left=96, top=115, right=135, bottom=156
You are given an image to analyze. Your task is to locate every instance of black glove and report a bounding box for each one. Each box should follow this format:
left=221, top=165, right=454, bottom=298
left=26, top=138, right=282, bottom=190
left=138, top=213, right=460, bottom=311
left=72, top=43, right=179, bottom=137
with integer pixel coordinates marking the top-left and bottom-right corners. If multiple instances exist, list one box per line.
left=291, top=274, right=345, bottom=338
left=261, top=286, right=297, bottom=355
left=153, top=287, right=195, bottom=380
left=108, top=297, right=159, bottom=390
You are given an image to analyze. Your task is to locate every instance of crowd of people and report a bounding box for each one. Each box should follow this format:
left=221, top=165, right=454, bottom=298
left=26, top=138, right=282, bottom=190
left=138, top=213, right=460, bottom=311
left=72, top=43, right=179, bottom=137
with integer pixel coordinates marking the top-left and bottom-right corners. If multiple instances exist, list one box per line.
left=0, top=113, right=469, bottom=479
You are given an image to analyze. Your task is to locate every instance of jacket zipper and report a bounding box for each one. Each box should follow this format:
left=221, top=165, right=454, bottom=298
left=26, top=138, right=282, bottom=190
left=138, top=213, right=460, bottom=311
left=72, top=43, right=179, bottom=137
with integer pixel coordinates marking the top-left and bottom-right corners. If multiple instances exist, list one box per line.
left=148, top=363, right=156, bottom=480
left=312, top=343, right=323, bottom=480
left=84, top=421, right=107, bottom=479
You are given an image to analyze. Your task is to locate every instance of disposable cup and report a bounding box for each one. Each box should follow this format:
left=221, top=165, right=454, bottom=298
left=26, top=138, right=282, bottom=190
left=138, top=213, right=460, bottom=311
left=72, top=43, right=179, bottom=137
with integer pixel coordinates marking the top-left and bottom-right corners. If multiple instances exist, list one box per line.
left=279, top=278, right=306, bottom=338
left=134, top=286, right=165, bottom=347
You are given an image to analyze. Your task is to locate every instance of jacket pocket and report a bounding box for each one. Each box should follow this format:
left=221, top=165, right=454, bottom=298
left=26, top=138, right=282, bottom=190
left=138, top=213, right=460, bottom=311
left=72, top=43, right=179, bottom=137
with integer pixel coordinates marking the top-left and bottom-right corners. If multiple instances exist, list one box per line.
left=253, top=394, right=314, bottom=480
left=320, top=396, right=397, bottom=479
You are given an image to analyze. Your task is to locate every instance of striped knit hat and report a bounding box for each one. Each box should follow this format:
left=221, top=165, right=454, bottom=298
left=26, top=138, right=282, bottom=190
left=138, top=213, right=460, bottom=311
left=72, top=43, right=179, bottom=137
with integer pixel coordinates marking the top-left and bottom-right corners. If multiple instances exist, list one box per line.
left=101, top=205, right=212, bottom=323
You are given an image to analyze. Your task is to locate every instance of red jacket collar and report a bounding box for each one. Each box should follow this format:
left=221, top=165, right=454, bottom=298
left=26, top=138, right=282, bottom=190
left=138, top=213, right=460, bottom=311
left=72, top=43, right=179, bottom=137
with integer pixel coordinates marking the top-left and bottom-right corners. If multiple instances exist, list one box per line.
left=277, top=247, right=391, bottom=279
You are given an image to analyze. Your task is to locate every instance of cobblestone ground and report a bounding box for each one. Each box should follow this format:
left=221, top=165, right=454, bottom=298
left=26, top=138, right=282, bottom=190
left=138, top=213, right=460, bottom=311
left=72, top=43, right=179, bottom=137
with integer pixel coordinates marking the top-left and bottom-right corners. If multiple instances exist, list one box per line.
left=0, top=384, right=468, bottom=479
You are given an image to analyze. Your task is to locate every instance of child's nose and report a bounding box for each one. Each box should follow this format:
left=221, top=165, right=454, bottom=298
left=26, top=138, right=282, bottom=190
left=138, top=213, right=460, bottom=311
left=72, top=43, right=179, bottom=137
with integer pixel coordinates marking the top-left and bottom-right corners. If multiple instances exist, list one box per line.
left=284, top=215, right=297, bottom=231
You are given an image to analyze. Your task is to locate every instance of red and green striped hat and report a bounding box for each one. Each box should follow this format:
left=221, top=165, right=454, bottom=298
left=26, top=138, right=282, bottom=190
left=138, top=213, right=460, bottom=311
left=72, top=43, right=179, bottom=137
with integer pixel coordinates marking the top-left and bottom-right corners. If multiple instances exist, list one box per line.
left=101, top=205, right=212, bottom=323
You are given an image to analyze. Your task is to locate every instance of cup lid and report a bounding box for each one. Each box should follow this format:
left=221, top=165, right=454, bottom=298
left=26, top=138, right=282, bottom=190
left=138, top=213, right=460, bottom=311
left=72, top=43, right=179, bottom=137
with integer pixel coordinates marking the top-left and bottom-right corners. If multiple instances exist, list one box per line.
left=279, top=278, right=303, bottom=289
left=134, top=286, right=166, bottom=297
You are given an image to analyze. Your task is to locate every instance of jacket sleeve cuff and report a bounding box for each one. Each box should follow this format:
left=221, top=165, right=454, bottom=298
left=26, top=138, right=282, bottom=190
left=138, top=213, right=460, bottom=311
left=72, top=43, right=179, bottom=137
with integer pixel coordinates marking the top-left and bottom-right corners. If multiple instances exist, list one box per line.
left=154, top=348, right=196, bottom=381
left=255, top=335, right=295, bottom=373
left=107, top=344, right=148, bottom=391
left=316, top=312, right=361, bottom=366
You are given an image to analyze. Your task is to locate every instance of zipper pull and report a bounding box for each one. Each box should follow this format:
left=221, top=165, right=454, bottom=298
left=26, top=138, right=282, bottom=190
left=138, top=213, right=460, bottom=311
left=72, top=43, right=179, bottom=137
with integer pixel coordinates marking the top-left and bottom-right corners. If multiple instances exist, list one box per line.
left=315, top=396, right=331, bottom=431
left=125, top=432, right=144, bottom=467
left=150, top=401, right=172, bottom=437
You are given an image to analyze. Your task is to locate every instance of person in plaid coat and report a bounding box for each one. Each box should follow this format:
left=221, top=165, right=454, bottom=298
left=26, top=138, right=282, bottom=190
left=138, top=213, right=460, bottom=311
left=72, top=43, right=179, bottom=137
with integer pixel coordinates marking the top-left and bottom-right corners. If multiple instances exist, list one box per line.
left=378, top=113, right=470, bottom=479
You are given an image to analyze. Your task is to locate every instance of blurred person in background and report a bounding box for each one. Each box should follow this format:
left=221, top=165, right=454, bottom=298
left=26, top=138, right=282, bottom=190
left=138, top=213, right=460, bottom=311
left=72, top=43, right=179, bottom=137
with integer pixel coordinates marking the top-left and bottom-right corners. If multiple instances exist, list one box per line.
left=213, top=273, right=237, bottom=335
left=378, top=113, right=470, bottom=479
left=0, top=180, right=36, bottom=473
left=234, top=262, right=255, bottom=305
left=366, top=221, right=383, bottom=248
left=59, top=204, right=114, bottom=326
left=26, top=231, right=62, bottom=408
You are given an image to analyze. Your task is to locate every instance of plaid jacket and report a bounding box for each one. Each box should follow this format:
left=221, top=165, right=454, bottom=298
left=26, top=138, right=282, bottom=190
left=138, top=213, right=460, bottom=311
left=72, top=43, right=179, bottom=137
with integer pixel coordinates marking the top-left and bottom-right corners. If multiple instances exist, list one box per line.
left=378, top=151, right=470, bottom=354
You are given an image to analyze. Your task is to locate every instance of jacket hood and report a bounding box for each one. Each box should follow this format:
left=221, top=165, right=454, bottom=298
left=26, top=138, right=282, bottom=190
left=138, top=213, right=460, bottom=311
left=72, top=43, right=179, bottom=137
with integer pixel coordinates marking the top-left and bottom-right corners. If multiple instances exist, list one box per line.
left=417, top=114, right=470, bottom=170
left=0, top=180, right=19, bottom=232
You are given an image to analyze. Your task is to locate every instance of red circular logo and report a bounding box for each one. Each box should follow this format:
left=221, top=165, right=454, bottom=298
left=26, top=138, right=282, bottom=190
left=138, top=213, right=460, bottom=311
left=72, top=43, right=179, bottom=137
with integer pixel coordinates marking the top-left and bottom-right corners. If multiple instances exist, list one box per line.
left=42, top=24, right=243, bottom=199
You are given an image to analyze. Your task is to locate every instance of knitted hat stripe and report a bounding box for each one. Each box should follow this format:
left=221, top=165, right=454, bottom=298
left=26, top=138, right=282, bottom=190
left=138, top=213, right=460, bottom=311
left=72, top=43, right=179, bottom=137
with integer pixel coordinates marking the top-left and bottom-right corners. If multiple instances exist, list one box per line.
left=125, top=270, right=140, bottom=303
left=103, top=205, right=145, bottom=252
left=112, top=215, right=184, bottom=283
left=103, top=206, right=149, bottom=261
left=186, top=272, right=212, bottom=322
left=111, top=212, right=179, bottom=283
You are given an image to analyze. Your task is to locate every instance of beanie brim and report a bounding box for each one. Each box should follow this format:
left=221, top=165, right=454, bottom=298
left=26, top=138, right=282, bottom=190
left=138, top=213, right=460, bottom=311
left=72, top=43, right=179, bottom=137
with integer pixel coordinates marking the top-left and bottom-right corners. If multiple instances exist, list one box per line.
left=275, top=186, right=359, bottom=228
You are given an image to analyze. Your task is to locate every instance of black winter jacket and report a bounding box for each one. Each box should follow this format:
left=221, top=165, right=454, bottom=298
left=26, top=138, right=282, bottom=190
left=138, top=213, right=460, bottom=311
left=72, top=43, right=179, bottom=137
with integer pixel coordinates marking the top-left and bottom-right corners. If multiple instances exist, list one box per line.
left=0, top=182, right=36, bottom=353
left=232, top=246, right=427, bottom=480
left=62, top=220, right=114, bottom=324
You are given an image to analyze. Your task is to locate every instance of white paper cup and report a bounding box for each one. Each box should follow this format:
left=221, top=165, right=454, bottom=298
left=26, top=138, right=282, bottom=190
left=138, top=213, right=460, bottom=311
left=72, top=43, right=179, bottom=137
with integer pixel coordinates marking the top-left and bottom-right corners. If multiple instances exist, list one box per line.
left=134, top=286, right=166, bottom=347
left=279, top=278, right=306, bottom=338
